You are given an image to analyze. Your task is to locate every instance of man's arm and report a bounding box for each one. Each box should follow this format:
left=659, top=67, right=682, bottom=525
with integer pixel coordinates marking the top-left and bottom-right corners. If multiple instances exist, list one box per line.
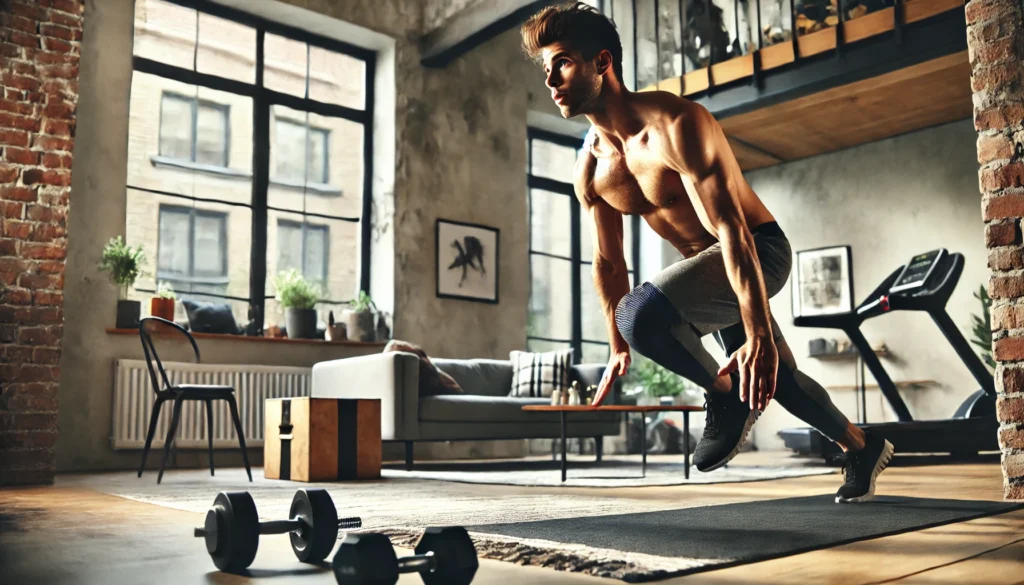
left=666, top=106, right=772, bottom=341
left=574, top=149, right=631, bottom=354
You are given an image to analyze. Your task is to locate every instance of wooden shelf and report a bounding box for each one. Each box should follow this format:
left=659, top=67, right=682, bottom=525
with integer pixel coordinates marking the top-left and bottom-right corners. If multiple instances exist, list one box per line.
left=827, top=379, right=937, bottom=391
left=105, top=328, right=387, bottom=348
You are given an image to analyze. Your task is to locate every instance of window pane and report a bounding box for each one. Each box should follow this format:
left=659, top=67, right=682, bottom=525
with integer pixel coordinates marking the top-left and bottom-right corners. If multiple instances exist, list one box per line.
left=530, top=139, right=579, bottom=183
left=157, top=206, right=190, bottom=277
left=657, top=0, right=684, bottom=83
left=264, top=33, right=308, bottom=98
left=277, top=221, right=303, bottom=275
left=579, top=214, right=633, bottom=270
left=636, top=0, right=658, bottom=90
left=159, top=95, right=193, bottom=161
left=196, top=11, right=255, bottom=84
left=581, top=342, right=609, bottom=365
left=529, top=189, right=571, bottom=258
left=193, top=212, right=226, bottom=276
left=268, top=106, right=362, bottom=216
left=129, top=72, right=253, bottom=200
left=613, top=0, right=636, bottom=88
left=133, top=0, right=197, bottom=70
left=580, top=264, right=606, bottom=342
left=267, top=210, right=358, bottom=303
left=195, top=104, right=228, bottom=167
left=759, top=0, right=794, bottom=47
left=304, top=225, right=328, bottom=282
left=527, top=339, right=572, bottom=354
left=529, top=255, right=572, bottom=340
left=309, top=45, right=365, bottom=110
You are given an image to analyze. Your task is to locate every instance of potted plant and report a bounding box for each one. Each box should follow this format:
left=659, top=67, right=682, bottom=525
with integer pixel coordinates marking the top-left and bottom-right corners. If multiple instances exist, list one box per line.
left=344, top=290, right=377, bottom=342
left=273, top=269, right=321, bottom=339
left=98, top=236, right=146, bottom=329
left=623, top=354, right=700, bottom=406
left=151, top=281, right=176, bottom=321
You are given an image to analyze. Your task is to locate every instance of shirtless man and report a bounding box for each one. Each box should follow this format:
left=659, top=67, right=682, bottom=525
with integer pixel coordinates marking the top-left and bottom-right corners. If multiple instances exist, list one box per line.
left=521, top=2, right=894, bottom=503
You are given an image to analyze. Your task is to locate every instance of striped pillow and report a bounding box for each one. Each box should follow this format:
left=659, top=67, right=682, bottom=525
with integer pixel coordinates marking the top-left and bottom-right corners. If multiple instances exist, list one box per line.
left=508, top=349, right=573, bottom=398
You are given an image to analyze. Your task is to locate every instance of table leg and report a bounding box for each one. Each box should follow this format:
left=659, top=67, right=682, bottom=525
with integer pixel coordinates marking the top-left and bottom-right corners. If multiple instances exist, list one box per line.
left=641, top=413, right=647, bottom=478
left=684, top=411, right=690, bottom=480
left=560, top=411, right=567, bottom=483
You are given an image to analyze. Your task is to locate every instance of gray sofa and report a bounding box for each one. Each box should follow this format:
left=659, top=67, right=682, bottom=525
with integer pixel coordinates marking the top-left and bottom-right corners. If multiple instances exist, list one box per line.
left=311, top=352, right=622, bottom=468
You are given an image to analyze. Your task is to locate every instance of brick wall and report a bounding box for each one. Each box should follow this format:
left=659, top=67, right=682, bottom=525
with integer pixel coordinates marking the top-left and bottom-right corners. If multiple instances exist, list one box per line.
left=0, top=0, right=82, bottom=486
left=968, top=0, right=1024, bottom=500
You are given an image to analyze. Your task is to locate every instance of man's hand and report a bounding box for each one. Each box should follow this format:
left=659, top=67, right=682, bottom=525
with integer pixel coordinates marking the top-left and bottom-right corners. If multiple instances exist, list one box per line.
left=593, top=350, right=630, bottom=406
left=718, top=335, right=778, bottom=411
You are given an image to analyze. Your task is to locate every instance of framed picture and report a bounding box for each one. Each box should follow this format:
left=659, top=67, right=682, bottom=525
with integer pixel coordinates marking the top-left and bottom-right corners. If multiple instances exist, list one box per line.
left=792, top=245, right=854, bottom=318
left=436, top=218, right=499, bottom=304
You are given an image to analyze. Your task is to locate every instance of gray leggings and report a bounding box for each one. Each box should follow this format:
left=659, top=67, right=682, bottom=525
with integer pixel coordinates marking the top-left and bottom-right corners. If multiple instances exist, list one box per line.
left=615, top=221, right=849, bottom=443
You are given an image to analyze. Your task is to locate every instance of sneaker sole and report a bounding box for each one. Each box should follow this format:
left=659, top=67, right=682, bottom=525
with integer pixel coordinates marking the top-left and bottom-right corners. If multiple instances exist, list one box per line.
left=697, top=409, right=759, bottom=473
left=836, top=439, right=895, bottom=504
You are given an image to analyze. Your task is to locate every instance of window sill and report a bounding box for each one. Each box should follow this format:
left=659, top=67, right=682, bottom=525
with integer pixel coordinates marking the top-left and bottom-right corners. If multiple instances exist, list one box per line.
left=106, top=328, right=387, bottom=347
left=268, top=177, right=342, bottom=197
left=148, top=156, right=343, bottom=196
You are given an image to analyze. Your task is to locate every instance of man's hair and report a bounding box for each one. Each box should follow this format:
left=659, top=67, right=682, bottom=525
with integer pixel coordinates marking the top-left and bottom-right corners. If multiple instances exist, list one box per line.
left=520, top=2, right=623, bottom=82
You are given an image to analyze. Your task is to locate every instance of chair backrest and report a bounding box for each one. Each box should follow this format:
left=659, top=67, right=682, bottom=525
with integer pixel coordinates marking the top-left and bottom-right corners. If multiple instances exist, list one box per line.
left=138, top=317, right=201, bottom=395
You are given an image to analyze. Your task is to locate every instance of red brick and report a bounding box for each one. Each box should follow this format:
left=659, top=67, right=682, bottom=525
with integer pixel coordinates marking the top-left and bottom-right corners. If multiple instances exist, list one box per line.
left=3, top=289, right=32, bottom=305
left=22, top=169, right=69, bottom=187
left=0, top=432, right=58, bottom=450
left=32, top=134, right=72, bottom=152
left=3, top=220, right=32, bottom=239
left=981, top=162, right=1024, bottom=192
left=14, top=364, right=56, bottom=383
left=995, top=336, right=1024, bottom=361
left=1000, top=425, right=1024, bottom=449
left=2, top=202, right=25, bottom=219
left=987, top=221, right=1021, bottom=247
left=39, top=79, right=71, bottom=98
left=0, top=236, right=19, bottom=253
left=18, top=273, right=52, bottom=289
left=3, top=392, right=58, bottom=412
left=38, top=63, right=77, bottom=81
left=983, top=194, right=1024, bottom=220
left=20, top=243, right=64, bottom=260
left=7, top=412, right=57, bottom=431
left=38, top=24, right=74, bottom=42
left=0, top=112, right=40, bottom=133
left=49, top=0, right=83, bottom=16
left=975, top=103, right=1024, bottom=132
left=3, top=148, right=38, bottom=166
left=40, top=153, right=71, bottom=169
left=33, top=50, right=75, bottom=66
left=0, top=325, right=17, bottom=344
left=993, top=304, right=1024, bottom=330
left=970, top=16, right=1021, bottom=45
left=10, top=1, right=48, bottom=21
left=25, top=205, right=52, bottom=223
left=0, top=164, right=19, bottom=184
left=979, top=133, right=1016, bottom=164
left=972, top=59, right=1024, bottom=94
left=0, top=186, right=36, bottom=203
left=39, top=36, right=71, bottom=54
left=48, top=11, right=82, bottom=29
left=5, top=30, right=39, bottom=49
left=988, top=247, right=1023, bottom=270
left=2, top=72, right=41, bottom=93
left=42, top=119, right=71, bottom=137
left=31, top=348, right=60, bottom=365
left=972, top=35, right=1023, bottom=67
left=36, top=260, right=62, bottom=274
left=0, top=99, right=34, bottom=116
left=0, top=43, right=22, bottom=58
left=11, top=61, right=36, bottom=76
left=1, top=13, right=38, bottom=34
left=998, top=368, right=1024, bottom=393
left=34, top=290, right=62, bottom=306
left=998, top=392, right=1024, bottom=422
left=0, top=129, right=30, bottom=148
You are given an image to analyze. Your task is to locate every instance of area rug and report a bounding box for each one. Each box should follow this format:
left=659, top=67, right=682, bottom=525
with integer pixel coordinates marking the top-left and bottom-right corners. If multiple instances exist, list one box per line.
left=462, top=495, right=1024, bottom=582
left=385, top=457, right=837, bottom=487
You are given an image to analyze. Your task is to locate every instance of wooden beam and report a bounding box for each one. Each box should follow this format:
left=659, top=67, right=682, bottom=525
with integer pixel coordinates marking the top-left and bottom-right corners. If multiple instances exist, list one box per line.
left=421, top=0, right=556, bottom=68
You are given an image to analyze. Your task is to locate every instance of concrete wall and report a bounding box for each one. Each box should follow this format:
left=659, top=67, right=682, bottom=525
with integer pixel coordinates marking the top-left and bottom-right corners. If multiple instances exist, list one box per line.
left=60, top=0, right=566, bottom=471
left=723, top=119, right=987, bottom=450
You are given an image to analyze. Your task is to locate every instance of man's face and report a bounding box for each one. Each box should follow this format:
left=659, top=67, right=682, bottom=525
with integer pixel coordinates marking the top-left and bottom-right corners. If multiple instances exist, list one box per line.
left=541, top=42, right=602, bottom=118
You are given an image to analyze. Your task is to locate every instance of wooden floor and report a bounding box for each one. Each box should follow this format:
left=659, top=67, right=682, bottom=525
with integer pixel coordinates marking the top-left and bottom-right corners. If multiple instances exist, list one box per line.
left=1, top=452, right=1021, bottom=585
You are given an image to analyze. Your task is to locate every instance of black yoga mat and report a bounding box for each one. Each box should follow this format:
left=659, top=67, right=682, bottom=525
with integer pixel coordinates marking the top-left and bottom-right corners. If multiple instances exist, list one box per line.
left=468, top=495, right=1023, bottom=580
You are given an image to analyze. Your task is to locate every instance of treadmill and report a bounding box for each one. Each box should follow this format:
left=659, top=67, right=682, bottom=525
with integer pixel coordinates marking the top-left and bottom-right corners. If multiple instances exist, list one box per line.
left=779, top=248, right=999, bottom=459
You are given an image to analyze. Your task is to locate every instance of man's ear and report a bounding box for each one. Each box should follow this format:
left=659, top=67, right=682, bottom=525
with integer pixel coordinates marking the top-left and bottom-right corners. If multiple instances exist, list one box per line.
left=594, top=49, right=613, bottom=76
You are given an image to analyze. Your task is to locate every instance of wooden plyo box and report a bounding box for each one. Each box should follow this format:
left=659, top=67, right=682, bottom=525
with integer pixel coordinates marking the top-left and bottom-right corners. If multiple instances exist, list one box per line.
left=264, top=397, right=381, bottom=482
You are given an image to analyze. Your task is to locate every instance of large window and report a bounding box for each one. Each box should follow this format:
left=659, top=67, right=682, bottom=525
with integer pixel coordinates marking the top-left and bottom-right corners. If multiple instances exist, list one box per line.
left=526, top=129, right=641, bottom=364
left=126, top=0, right=374, bottom=330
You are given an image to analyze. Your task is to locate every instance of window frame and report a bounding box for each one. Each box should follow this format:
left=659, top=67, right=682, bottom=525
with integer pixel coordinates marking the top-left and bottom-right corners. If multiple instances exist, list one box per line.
left=129, top=0, right=375, bottom=328
left=276, top=218, right=329, bottom=287
left=271, top=116, right=331, bottom=186
left=156, top=203, right=229, bottom=284
left=526, top=128, right=642, bottom=364
left=157, top=91, right=231, bottom=168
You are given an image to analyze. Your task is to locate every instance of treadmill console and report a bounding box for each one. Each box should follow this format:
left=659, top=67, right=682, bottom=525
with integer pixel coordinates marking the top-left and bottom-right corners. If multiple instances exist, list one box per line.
left=890, top=248, right=946, bottom=294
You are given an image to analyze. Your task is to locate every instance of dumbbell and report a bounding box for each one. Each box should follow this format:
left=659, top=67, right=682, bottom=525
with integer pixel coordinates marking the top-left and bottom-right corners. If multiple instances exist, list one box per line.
left=194, top=488, right=362, bottom=572
left=332, top=527, right=478, bottom=585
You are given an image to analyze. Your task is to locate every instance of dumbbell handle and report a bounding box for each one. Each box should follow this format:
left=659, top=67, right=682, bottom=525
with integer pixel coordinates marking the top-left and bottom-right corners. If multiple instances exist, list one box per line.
left=194, top=516, right=361, bottom=537
left=396, top=551, right=435, bottom=574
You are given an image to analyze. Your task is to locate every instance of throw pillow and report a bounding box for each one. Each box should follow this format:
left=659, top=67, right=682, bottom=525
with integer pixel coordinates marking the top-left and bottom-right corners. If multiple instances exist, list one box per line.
left=181, top=299, right=240, bottom=335
left=383, top=339, right=464, bottom=397
left=508, top=349, right=573, bottom=398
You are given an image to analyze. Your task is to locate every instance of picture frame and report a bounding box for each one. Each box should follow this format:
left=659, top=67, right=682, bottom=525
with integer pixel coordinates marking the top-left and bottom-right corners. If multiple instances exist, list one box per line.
left=435, top=218, right=500, bottom=304
left=792, top=245, right=854, bottom=318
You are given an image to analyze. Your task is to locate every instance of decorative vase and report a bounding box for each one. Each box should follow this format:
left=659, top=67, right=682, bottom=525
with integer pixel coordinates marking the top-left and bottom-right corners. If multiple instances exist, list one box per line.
left=116, top=299, right=141, bottom=329
left=285, top=308, right=317, bottom=339
left=346, top=309, right=375, bottom=342
left=150, top=297, right=175, bottom=321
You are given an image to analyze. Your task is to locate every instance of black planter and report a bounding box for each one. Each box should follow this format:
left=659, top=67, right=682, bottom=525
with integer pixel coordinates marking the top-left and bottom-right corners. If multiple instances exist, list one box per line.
left=116, top=300, right=141, bottom=329
left=285, top=308, right=318, bottom=339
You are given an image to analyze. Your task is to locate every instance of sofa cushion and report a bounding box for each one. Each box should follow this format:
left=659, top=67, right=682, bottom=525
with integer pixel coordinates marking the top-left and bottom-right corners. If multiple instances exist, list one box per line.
left=382, top=340, right=464, bottom=397
left=432, top=358, right=513, bottom=397
left=419, top=395, right=619, bottom=424
left=508, top=349, right=573, bottom=398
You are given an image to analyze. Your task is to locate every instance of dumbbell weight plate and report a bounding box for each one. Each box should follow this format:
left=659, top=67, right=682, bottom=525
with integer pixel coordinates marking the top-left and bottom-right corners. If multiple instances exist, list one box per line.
left=414, top=526, right=478, bottom=585
left=289, top=488, right=340, bottom=564
left=210, top=491, right=260, bottom=572
left=332, top=532, right=400, bottom=585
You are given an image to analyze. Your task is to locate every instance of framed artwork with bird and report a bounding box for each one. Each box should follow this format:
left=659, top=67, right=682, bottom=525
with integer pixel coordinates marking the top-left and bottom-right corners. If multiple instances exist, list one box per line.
left=435, top=218, right=499, bottom=303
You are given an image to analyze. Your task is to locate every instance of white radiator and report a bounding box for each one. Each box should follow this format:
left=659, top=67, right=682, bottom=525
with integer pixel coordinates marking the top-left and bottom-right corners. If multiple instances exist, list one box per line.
left=111, top=359, right=311, bottom=450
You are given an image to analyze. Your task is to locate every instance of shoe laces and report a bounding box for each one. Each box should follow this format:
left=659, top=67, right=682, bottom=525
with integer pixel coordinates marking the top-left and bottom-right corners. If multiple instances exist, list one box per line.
left=702, top=397, right=724, bottom=437
left=838, top=452, right=861, bottom=484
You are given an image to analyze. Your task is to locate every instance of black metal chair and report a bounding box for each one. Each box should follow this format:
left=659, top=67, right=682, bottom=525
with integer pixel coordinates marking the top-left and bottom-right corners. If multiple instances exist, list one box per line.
left=136, top=316, right=252, bottom=484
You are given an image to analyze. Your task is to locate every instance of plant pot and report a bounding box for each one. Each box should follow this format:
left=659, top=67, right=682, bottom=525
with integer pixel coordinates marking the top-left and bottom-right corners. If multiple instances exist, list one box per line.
left=116, top=300, right=141, bottom=329
left=285, top=308, right=318, bottom=339
left=150, top=297, right=175, bottom=321
left=346, top=309, right=375, bottom=342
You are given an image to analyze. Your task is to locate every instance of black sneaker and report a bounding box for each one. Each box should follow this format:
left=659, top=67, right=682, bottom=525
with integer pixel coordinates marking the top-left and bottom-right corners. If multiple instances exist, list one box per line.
left=835, top=433, right=895, bottom=503
left=693, top=375, right=758, bottom=473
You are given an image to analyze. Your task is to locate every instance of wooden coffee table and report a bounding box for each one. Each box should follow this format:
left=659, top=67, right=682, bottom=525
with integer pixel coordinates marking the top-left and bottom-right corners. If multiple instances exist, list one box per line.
left=522, top=405, right=705, bottom=482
